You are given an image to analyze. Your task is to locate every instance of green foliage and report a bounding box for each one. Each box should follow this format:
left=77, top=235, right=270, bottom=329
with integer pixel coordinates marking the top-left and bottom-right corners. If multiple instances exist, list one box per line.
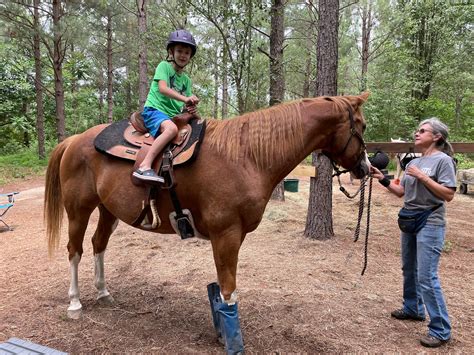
left=454, top=153, right=474, bottom=170
left=0, top=148, right=48, bottom=185
left=0, top=42, right=36, bottom=151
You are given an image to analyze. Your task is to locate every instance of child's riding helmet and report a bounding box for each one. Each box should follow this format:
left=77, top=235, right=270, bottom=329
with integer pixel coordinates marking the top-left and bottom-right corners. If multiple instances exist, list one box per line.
left=167, top=29, right=197, bottom=57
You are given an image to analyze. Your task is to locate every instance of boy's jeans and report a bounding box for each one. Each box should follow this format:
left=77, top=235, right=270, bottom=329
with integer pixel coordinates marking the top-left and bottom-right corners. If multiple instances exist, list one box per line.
left=400, top=224, right=451, bottom=340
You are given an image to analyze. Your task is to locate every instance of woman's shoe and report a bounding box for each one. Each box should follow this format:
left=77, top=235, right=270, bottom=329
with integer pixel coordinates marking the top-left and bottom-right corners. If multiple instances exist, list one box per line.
left=391, top=308, right=425, bottom=321
left=420, top=334, right=450, bottom=348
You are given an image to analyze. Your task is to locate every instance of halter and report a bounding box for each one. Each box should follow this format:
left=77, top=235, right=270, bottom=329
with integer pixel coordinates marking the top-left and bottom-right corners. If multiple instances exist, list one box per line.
left=323, top=105, right=366, bottom=177
left=322, top=105, right=372, bottom=275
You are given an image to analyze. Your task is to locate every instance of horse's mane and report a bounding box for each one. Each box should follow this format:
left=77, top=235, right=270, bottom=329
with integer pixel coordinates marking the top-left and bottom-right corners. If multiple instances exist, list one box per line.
left=205, top=96, right=351, bottom=170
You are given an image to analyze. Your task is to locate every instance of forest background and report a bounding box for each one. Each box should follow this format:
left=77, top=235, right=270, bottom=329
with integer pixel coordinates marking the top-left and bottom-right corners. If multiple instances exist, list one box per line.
left=0, top=0, right=473, bottom=178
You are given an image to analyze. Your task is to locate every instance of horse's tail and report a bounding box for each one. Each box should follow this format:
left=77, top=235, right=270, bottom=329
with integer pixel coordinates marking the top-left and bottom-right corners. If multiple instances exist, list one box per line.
left=44, top=136, right=75, bottom=256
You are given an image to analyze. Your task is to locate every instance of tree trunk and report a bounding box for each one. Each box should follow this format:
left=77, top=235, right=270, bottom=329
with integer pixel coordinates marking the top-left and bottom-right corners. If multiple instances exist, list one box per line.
left=303, top=0, right=314, bottom=98
left=315, top=0, right=338, bottom=96
left=269, top=0, right=286, bottom=201
left=137, top=0, right=148, bottom=111
left=213, top=44, right=219, bottom=119
left=305, top=156, right=333, bottom=238
left=125, top=18, right=133, bottom=114
left=125, top=64, right=132, bottom=115
left=221, top=46, right=229, bottom=119
left=304, top=0, right=339, bottom=240
left=22, top=100, right=30, bottom=147
left=106, top=10, right=114, bottom=123
left=360, top=1, right=371, bottom=92
left=454, top=94, right=462, bottom=130
left=33, top=0, right=45, bottom=159
left=53, top=0, right=66, bottom=142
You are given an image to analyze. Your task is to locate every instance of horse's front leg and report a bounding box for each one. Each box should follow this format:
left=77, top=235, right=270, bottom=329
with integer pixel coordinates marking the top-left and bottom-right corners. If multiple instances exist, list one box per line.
left=92, top=205, right=118, bottom=305
left=209, top=226, right=245, bottom=354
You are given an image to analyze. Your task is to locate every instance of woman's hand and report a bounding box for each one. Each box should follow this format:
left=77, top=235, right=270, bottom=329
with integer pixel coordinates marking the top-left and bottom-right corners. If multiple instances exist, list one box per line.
left=406, top=165, right=428, bottom=182
left=371, top=165, right=405, bottom=197
left=370, top=166, right=384, bottom=180
left=407, top=165, right=455, bottom=201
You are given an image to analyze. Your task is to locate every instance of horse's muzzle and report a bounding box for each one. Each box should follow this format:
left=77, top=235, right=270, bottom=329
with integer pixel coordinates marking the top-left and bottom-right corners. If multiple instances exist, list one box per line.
left=351, top=153, right=371, bottom=179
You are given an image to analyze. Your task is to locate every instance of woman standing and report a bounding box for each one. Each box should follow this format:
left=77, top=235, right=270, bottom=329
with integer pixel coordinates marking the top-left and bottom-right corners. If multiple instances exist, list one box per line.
left=371, top=118, right=456, bottom=348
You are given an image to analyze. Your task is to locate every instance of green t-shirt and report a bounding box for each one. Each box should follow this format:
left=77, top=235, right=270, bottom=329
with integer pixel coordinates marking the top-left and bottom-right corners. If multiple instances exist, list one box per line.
left=144, top=61, right=192, bottom=117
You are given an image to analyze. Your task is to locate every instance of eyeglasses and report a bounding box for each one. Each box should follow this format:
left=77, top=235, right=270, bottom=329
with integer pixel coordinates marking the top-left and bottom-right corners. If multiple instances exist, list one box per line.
left=414, top=128, right=433, bottom=135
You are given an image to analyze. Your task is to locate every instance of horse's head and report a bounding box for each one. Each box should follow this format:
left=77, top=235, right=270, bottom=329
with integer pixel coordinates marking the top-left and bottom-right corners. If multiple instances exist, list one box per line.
left=321, top=93, right=371, bottom=179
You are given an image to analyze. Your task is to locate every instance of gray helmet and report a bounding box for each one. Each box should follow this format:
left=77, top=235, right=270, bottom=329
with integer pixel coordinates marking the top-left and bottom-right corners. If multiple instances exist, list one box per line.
left=166, top=29, right=197, bottom=57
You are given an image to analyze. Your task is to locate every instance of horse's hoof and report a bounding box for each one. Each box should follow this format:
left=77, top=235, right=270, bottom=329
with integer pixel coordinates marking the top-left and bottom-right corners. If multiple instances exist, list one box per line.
left=67, top=309, right=82, bottom=320
left=97, top=294, right=115, bottom=306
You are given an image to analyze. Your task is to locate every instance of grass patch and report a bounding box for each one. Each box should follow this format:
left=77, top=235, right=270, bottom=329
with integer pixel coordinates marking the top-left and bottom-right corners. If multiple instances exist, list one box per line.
left=0, top=150, right=48, bottom=185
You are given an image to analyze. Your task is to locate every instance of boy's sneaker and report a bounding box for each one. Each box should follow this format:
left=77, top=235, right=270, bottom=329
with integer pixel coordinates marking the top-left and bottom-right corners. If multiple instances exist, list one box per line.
left=391, top=308, right=425, bottom=321
left=420, top=334, right=450, bottom=348
left=133, top=169, right=164, bottom=184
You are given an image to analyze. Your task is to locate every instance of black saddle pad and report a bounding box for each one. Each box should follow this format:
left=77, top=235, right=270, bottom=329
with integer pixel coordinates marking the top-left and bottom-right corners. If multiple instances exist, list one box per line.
left=94, top=119, right=138, bottom=160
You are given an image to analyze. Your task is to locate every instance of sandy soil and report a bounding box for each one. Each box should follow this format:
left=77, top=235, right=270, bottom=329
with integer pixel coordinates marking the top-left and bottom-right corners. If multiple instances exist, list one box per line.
left=1, top=171, right=473, bottom=354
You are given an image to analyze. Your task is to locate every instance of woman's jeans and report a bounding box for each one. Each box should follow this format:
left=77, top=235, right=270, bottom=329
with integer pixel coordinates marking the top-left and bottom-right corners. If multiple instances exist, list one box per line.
left=400, top=224, right=451, bottom=340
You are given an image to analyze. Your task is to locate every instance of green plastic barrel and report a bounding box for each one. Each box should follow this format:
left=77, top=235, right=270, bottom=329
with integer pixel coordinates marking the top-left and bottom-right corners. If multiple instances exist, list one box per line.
left=284, top=178, right=299, bottom=192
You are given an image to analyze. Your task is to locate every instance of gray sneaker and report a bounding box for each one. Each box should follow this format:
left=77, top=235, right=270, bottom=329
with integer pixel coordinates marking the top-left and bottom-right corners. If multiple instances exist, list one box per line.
left=133, top=169, right=164, bottom=184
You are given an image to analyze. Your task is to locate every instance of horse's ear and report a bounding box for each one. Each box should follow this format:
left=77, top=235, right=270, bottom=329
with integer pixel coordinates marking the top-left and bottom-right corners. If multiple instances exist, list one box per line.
left=349, top=91, right=370, bottom=109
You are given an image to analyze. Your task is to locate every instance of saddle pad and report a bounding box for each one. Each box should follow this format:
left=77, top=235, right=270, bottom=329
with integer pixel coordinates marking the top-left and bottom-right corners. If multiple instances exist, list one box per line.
left=94, top=119, right=139, bottom=161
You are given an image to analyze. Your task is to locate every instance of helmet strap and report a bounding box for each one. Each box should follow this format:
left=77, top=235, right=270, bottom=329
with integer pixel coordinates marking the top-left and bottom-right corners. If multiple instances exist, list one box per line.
left=166, top=49, right=186, bottom=70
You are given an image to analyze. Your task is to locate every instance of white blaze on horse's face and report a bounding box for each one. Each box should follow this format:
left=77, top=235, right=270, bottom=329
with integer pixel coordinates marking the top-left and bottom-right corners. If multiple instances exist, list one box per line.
left=350, top=151, right=371, bottom=179
left=363, top=151, right=371, bottom=168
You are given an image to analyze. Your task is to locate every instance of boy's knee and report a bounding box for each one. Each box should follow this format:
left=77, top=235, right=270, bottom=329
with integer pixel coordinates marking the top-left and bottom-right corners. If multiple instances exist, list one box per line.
left=161, top=120, right=178, bottom=135
left=168, top=122, right=178, bottom=135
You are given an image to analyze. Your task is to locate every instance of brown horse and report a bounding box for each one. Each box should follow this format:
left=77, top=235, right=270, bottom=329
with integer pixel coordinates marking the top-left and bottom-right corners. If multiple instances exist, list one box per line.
left=45, top=93, right=370, bottom=353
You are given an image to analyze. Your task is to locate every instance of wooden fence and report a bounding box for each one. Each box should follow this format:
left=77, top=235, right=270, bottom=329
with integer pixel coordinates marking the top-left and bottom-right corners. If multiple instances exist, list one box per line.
left=366, top=142, right=474, bottom=153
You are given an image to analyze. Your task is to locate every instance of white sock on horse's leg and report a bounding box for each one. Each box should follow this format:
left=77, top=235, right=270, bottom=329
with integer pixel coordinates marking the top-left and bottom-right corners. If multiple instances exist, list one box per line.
left=94, top=251, right=111, bottom=300
left=68, top=253, right=82, bottom=314
left=220, top=291, right=238, bottom=305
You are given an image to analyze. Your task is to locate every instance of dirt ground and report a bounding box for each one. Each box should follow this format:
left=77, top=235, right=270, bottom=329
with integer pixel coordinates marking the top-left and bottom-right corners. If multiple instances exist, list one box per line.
left=1, top=170, right=473, bottom=354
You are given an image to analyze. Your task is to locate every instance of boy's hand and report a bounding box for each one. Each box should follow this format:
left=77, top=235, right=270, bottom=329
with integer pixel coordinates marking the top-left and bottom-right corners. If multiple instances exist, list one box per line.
left=186, top=104, right=198, bottom=114
left=185, top=95, right=199, bottom=106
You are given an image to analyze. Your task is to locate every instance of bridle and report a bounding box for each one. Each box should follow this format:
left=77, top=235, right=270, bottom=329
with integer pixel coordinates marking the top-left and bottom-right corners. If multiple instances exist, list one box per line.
left=322, top=105, right=367, bottom=177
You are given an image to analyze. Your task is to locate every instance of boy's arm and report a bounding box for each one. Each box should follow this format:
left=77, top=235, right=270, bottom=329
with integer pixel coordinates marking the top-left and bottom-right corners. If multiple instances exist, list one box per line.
left=158, top=80, right=199, bottom=106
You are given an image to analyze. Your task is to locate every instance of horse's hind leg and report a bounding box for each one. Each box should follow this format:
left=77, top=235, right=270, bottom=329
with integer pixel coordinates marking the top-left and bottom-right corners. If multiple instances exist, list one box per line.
left=92, top=204, right=118, bottom=305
